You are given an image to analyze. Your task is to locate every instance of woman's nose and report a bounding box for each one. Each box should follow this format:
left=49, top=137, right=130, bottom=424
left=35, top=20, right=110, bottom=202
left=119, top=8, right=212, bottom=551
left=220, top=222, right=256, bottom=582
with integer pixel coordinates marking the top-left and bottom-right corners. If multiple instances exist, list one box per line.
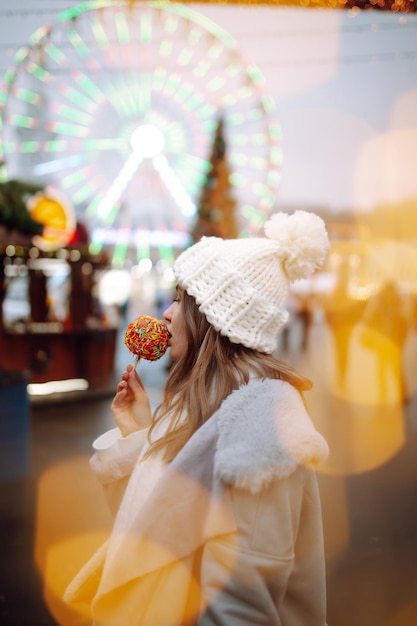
left=163, top=305, right=172, bottom=321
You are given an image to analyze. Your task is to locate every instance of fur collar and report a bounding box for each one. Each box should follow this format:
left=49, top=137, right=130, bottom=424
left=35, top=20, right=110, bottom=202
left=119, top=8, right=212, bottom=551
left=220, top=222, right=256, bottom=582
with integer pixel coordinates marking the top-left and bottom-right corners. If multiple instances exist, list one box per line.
left=214, top=378, right=329, bottom=493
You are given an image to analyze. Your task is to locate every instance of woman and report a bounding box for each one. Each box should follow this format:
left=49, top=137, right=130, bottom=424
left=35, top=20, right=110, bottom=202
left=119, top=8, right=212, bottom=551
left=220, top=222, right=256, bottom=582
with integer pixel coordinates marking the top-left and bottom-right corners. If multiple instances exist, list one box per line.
left=65, top=210, right=330, bottom=625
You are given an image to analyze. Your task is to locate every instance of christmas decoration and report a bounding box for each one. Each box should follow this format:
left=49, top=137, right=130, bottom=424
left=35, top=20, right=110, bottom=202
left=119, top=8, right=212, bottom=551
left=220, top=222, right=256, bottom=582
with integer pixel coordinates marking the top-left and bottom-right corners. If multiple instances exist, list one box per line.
left=0, top=179, right=45, bottom=239
left=192, top=118, right=238, bottom=242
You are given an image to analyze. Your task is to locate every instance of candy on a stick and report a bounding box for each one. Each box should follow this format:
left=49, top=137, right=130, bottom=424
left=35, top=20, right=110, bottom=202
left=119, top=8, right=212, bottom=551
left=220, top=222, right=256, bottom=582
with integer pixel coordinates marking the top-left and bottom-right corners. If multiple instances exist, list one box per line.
left=124, top=315, right=169, bottom=368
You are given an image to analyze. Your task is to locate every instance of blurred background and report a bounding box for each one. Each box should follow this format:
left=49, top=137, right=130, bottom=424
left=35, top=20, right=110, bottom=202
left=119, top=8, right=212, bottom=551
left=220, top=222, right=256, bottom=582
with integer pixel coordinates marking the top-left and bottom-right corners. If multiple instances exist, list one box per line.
left=1, top=1, right=417, bottom=625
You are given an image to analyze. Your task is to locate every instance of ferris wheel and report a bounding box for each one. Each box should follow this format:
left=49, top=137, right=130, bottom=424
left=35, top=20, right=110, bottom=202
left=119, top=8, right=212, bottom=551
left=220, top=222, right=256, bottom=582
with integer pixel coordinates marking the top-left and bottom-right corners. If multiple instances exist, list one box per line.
left=0, top=0, right=281, bottom=265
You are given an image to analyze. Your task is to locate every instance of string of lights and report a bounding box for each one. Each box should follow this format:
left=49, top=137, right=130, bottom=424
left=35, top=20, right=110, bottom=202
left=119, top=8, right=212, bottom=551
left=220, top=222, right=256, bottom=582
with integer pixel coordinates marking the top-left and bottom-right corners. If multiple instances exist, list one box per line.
left=0, top=0, right=416, bottom=11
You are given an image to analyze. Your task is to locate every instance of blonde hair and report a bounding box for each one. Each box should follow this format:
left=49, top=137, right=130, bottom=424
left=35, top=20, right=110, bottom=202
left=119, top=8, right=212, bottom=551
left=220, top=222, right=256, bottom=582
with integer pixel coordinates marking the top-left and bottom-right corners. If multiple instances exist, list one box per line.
left=145, top=290, right=312, bottom=462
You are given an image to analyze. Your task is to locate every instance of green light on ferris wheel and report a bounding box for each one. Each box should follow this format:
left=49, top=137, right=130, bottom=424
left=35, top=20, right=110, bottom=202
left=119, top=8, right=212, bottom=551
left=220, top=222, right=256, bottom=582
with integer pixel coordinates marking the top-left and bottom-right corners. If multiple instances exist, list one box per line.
left=61, top=169, right=87, bottom=188
left=43, top=140, right=67, bottom=152
left=14, top=47, right=29, bottom=65
left=164, top=74, right=181, bottom=96
left=73, top=72, right=104, bottom=103
left=152, top=67, right=166, bottom=90
left=91, top=16, right=109, bottom=48
left=271, top=147, right=283, bottom=165
left=194, top=61, right=210, bottom=78
left=62, top=86, right=96, bottom=112
left=15, top=88, right=40, bottom=105
left=178, top=49, right=193, bottom=66
left=207, top=77, right=225, bottom=92
left=73, top=181, right=99, bottom=204
left=173, top=83, right=193, bottom=104
left=225, top=63, right=242, bottom=78
left=20, top=142, right=40, bottom=153
left=159, top=41, right=173, bottom=58
left=89, top=240, right=103, bottom=255
left=46, top=121, right=89, bottom=137
left=247, top=64, right=264, bottom=86
left=11, top=115, right=37, bottom=129
left=165, top=15, right=179, bottom=35
left=44, top=42, right=66, bottom=65
left=115, top=12, right=130, bottom=44
left=29, top=25, right=49, bottom=45
left=55, top=104, right=93, bottom=125
left=27, top=63, right=50, bottom=82
left=67, top=27, right=91, bottom=59
left=140, top=13, right=152, bottom=43
left=251, top=157, right=268, bottom=170
left=188, top=28, right=203, bottom=45
left=112, top=242, right=129, bottom=268
left=268, top=171, right=281, bottom=186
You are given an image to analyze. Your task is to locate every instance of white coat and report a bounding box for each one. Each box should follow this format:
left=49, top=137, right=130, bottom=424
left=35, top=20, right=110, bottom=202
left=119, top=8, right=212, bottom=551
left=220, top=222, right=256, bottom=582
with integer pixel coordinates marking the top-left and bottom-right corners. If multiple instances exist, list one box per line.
left=64, top=378, right=329, bottom=626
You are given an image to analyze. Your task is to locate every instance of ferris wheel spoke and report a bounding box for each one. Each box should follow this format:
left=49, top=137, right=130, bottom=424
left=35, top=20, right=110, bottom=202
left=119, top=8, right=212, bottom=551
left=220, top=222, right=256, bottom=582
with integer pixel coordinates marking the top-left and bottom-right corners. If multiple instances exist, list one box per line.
left=153, top=154, right=196, bottom=218
left=33, top=154, right=87, bottom=176
left=96, top=151, right=144, bottom=220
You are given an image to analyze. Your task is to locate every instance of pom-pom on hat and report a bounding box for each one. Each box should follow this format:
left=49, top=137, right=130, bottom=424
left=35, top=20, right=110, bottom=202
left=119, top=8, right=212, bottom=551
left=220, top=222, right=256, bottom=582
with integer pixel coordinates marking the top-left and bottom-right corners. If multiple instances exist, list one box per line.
left=173, top=210, right=329, bottom=354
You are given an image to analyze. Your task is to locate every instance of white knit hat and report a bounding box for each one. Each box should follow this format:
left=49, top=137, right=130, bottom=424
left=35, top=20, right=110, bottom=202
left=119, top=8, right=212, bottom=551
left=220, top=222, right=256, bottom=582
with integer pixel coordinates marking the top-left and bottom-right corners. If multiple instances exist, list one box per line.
left=174, top=210, right=329, bottom=353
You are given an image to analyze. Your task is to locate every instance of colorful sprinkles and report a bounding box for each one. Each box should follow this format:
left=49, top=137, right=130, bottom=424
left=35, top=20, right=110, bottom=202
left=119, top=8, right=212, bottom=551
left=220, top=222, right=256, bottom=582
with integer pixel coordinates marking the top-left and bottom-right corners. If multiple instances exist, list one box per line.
left=124, top=315, right=170, bottom=362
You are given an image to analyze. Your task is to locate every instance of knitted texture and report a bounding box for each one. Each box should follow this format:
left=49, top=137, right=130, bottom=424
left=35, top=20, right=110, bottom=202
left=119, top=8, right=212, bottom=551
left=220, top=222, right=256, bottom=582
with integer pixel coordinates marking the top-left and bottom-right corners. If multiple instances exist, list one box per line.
left=174, top=210, right=329, bottom=353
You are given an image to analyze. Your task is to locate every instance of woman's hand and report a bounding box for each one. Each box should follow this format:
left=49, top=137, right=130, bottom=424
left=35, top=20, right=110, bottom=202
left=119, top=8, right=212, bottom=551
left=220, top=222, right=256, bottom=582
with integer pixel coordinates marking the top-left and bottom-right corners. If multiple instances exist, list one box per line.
left=111, top=364, right=152, bottom=437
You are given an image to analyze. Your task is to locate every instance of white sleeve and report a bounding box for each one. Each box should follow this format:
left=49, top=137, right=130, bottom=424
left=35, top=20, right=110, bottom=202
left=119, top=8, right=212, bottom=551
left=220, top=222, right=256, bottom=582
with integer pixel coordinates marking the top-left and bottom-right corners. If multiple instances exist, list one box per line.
left=93, top=427, right=150, bottom=463
left=89, top=427, right=151, bottom=517
left=90, top=426, right=150, bottom=486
